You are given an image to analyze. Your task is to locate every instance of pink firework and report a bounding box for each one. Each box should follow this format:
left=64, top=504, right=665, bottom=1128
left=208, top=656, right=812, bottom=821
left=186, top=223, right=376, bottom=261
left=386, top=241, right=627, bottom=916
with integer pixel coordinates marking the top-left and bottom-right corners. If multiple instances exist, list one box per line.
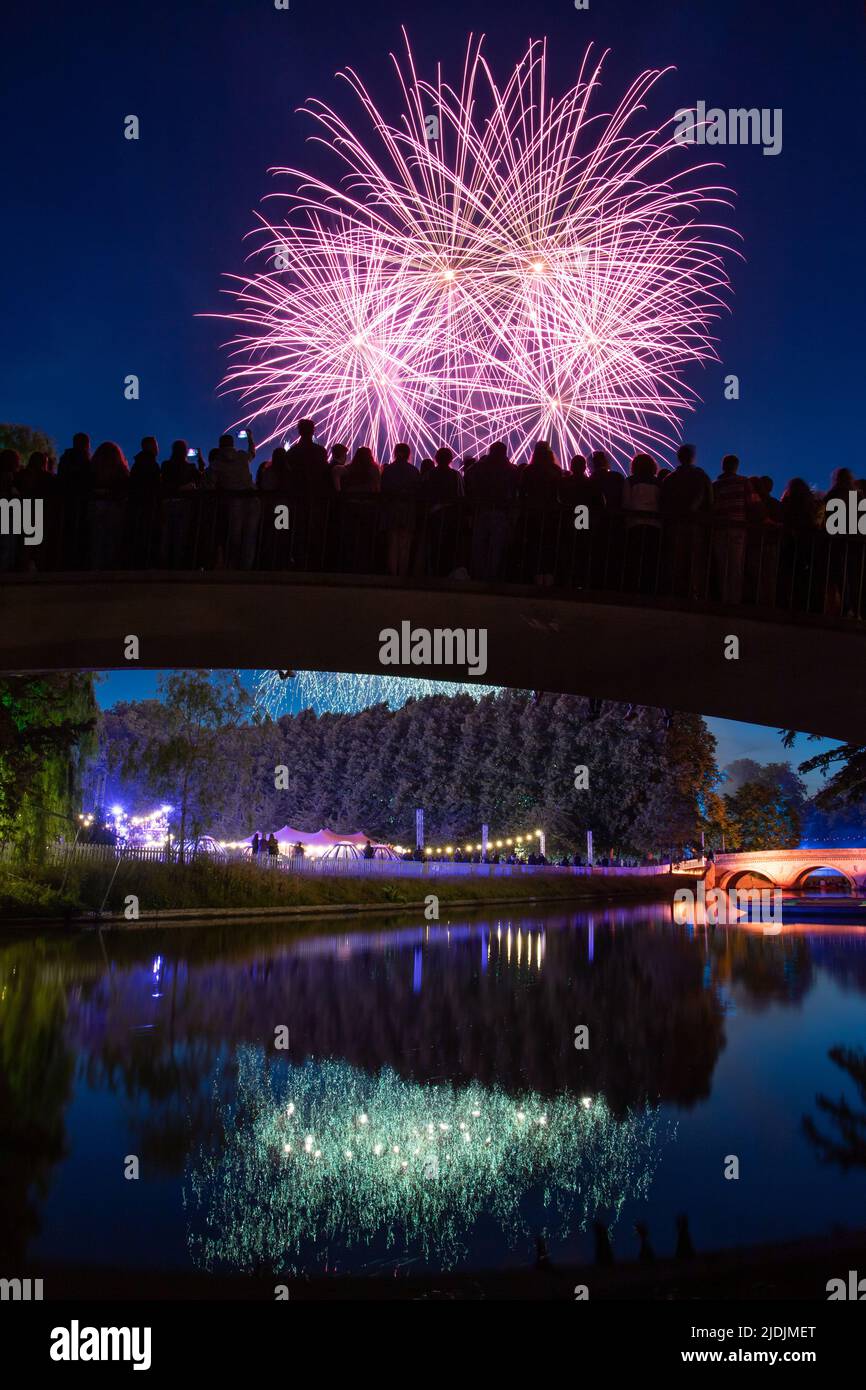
left=215, top=33, right=738, bottom=464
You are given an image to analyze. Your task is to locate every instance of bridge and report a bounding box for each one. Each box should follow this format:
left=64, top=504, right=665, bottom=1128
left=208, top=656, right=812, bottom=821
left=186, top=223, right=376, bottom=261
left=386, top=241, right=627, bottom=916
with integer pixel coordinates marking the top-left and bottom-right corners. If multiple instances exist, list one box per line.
left=2, top=498, right=866, bottom=738
left=710, top=849, right=866, bottom=892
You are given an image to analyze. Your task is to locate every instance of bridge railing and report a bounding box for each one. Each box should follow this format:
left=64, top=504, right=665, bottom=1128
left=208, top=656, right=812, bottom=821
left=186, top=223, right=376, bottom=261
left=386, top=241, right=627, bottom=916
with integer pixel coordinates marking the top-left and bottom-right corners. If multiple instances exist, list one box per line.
left=4, top=491, right=865, bottom=622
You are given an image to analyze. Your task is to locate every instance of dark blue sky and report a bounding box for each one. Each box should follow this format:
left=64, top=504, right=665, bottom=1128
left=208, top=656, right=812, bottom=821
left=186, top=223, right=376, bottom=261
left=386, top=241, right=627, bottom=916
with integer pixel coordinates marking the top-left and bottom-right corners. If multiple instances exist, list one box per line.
left=3, top=0, right=861, bottom=770
left=2, top=0, right=864, bottom=484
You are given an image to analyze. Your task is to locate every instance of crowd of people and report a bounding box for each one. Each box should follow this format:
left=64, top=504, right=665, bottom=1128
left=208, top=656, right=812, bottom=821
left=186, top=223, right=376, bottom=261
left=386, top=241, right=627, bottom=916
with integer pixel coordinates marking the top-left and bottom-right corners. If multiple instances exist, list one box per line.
left=2, top=421, right=863, bottom=614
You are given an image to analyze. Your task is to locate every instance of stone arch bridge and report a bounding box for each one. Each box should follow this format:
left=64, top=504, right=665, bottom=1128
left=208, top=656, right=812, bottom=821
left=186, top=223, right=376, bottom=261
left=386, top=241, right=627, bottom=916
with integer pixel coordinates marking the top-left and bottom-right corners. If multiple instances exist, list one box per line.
left=711, top=849, right=866, bottom=892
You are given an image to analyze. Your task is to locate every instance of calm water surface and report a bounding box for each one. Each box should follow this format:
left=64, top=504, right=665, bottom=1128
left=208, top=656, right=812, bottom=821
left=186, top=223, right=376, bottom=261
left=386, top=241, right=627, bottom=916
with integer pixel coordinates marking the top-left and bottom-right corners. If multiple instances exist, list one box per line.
left=3, top=903, right=866, bottom=1280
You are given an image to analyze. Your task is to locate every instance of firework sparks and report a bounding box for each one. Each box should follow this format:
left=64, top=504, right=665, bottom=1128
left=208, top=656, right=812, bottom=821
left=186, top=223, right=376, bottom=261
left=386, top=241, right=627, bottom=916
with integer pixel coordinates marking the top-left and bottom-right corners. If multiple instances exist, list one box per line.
left=215, top=32, right=737, bottom=463
left=252, top=670, right=500, bottom=717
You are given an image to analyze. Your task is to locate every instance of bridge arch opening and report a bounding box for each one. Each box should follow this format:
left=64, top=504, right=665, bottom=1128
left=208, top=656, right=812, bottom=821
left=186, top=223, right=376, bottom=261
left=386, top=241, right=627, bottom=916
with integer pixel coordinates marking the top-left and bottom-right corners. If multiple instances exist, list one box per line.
left=724, top=870, right=778, bottom=892
left=794, top=866, right=855, bottom=894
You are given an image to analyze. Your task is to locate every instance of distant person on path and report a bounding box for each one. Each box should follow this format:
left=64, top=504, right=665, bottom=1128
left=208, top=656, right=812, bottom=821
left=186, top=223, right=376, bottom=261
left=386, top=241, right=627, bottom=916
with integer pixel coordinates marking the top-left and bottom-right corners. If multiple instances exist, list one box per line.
left=267, top=833, right=279, bottom=858
left=251, top=833, right=261, bottom=856
left=362, top=839, right=375, bottom=859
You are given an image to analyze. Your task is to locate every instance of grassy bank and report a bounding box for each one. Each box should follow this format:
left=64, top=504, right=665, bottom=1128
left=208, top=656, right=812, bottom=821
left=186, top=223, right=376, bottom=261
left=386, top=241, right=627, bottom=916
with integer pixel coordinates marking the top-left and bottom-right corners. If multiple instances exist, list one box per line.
left=0, top=857, right=677, bottom=921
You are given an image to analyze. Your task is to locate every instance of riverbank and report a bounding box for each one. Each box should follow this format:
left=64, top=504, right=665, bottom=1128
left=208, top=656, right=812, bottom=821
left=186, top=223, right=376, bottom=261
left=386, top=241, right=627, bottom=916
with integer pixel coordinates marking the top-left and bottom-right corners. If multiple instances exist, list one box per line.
left=0, top=856, right=682, bottom=929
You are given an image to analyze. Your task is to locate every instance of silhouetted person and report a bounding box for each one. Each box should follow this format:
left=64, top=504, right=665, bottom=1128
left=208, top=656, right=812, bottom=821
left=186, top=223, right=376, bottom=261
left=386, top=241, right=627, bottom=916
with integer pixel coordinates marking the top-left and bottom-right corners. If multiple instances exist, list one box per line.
left=16, top=450, right=55, bottom=499
left=329, top=442, right=350, bottom=491
left=519, top=440, right=562, bottom=585
left=659, top=443, right=713, bottom=597
left=286, top=418, right=330, bottom=494
left=286, top=419, right=331, bottom=567
left=780, top=476, right=822, bottom=611
left=210, top=429, right=259, bottom=569
left=711, top=453, right=756, bottom=604
left=127, top=436, right=162, bottom=565
left=362, top=838, right=375, bottom=859
left=57, top=432, right=92, bottom=493
left=593, top=1220, right=614, bottom=1266
left=267, top=833, right=279, bottom=858
left=466, top=440, right=517, bottom=580
left=338, top=447, right=380, bottom=572
left=251, top=833, right=261, bottom=856
left=675, top=1213, right=695, bottom=1259
left=381, top=442, right=420, bottom=576
left=635, top=1221, right=655, bottom=1263
left=89, top=441, right=129, bottom=569
left=535, top=1235, right=553, bottom=1272
left=622, top=452, right=661, bottom=593
left=422, top=446, right=463, bottom=575
left=589, top=450, right=624, bottom=509
left=160, top=441, right=199, bottom=568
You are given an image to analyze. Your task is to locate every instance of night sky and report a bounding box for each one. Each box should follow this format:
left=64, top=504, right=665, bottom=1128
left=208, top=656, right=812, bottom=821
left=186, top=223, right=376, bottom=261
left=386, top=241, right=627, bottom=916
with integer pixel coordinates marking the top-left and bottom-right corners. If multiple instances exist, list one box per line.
left=3, top=0, right=860, bottom=768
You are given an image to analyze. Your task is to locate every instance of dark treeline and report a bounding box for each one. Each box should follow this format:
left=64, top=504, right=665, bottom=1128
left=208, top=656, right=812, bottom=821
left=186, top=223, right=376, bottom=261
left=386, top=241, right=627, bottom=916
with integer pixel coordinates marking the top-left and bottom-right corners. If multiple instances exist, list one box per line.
left=93, top=689, right=717, bottom=857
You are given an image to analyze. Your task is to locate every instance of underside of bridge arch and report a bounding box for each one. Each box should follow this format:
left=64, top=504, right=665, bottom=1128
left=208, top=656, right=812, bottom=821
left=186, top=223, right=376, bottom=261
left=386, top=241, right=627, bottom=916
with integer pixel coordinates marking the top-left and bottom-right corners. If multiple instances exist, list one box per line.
left=2, top=572, right=866, bottom=739
left=793, top=866, right=856, bottom=892
left=720, top=869, right=779, bottom=892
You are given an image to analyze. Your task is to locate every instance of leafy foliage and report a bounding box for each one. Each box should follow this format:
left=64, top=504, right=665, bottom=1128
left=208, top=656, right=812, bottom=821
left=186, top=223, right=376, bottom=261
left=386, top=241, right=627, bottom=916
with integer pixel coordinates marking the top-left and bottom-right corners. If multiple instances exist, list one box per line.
left=100, top=689, right=718, bottom=856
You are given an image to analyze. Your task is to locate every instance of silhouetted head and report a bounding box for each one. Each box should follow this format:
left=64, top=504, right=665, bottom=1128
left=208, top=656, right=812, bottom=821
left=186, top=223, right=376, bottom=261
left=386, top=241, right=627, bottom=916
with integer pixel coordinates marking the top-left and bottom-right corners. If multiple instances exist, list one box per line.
left=530, top=440, right=556, bottom=469
left=831, top=466, right=856, bottom=491
left=590, top=450, right=611, bottom=475
left=419, top=458, right=435, bottom=477
left=631, top=452, right=657, bottom=482
left=72, top=432, right=90, bottom=455
left=330, top=443, right=348, bottom=465
left=782, top=477, right=813, bottom=504
left=721, top=453, right=740, bottom=475
left=350, top=446, right=377, bottom=473
left=270, top=447, right=288, bottom=469
left=141, top=436, right=159, bottom=457
left=297, top=418, right=316, bottom=440
left=489, top=441, right=509, bottom=463
left=218, top=434, right=234, bottom=451
left=92, top=441, right=129, bottom=473
left=209, top=448, right=220, bottom=464
left=758, top=474, right=775, bottom=498
left=393, top=442, right=411, bottom=464
left=170, top=440, right=188, bottom=462
left=434, top=446, right=454, bottom=467
left=676, top=443, right=697, bottom=467
left=26, top=451, right=49, bottom=473
left=569, top=454, right=588, bottom=476
left=0, top=449, right=20, bottom=477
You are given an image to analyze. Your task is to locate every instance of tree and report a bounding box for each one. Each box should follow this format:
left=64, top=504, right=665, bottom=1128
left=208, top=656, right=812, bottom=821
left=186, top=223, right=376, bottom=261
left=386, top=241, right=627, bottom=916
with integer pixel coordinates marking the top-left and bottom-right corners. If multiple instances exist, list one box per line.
left=0, top=422, right=57, bottom=462
left=724, top=775, right=803, bottom=850
left=109, top=672, right=250, bottom=862
left=0, top=674, right=97, bottom=857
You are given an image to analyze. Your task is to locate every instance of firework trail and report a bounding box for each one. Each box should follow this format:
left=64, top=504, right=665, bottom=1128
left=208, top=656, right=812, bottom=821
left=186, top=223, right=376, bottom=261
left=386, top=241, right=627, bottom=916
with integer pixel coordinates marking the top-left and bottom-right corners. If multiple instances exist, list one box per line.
left=215, top=32, right=737, bottom=464
left=252, top=670, right=501, bottom=717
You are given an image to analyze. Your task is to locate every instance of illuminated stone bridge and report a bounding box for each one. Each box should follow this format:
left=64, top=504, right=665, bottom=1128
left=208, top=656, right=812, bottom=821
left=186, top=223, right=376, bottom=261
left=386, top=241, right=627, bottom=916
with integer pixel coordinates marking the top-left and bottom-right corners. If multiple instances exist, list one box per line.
left=712, top=849, right=866, bottom=892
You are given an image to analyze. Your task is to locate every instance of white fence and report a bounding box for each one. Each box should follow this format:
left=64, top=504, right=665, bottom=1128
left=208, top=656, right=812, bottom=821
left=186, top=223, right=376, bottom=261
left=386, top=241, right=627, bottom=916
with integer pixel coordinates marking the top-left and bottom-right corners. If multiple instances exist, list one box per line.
left=36, top=841, right=676, bottom=880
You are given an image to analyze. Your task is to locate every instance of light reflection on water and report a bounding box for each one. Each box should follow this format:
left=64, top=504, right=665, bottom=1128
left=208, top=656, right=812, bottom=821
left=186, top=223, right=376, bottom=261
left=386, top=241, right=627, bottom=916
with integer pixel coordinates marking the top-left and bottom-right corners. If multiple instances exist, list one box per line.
left=3, top=901, right=866, bottom=1279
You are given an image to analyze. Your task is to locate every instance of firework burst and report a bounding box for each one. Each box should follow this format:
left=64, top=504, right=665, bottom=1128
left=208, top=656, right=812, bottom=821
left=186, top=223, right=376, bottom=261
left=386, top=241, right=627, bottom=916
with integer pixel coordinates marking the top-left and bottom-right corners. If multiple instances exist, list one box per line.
left=252, top=670, right=501, bottom=718
left=216, top=33, right=737, bottom=463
